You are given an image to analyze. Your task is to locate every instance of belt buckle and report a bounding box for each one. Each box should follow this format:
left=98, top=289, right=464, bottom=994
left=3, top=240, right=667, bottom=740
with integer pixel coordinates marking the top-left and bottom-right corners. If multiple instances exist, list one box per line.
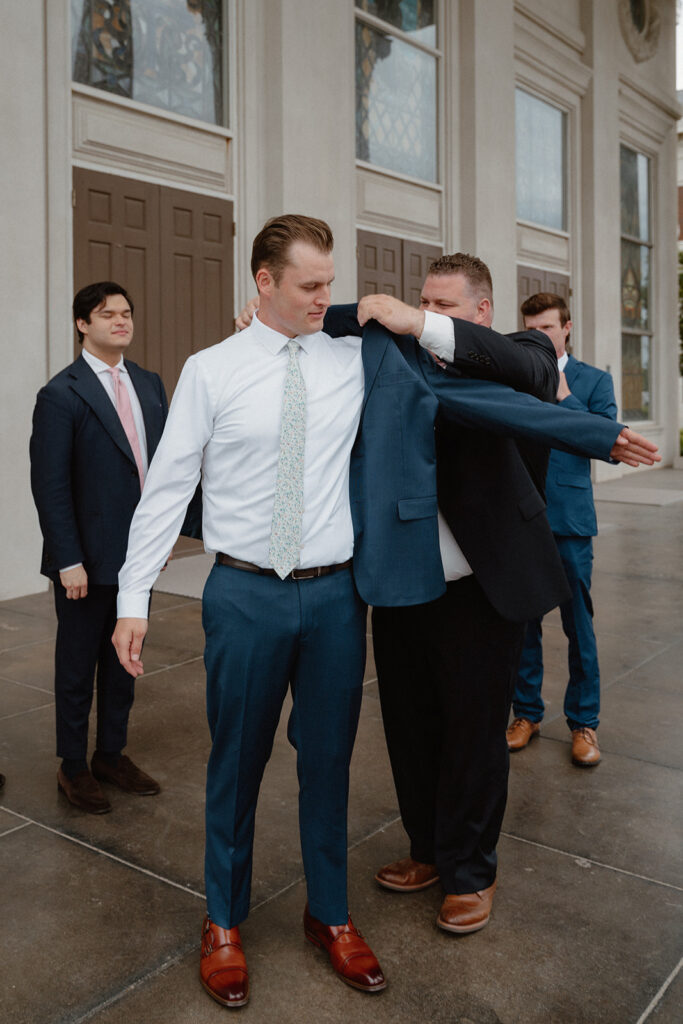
left=291, top=566, right=319, bottom=580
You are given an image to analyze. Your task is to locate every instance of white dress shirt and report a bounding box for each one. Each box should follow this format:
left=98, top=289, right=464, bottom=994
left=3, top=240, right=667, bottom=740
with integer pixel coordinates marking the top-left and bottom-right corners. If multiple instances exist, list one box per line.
left=117, top=311, right=469, bottom=617
left=81, top=348, right=150, bottom=472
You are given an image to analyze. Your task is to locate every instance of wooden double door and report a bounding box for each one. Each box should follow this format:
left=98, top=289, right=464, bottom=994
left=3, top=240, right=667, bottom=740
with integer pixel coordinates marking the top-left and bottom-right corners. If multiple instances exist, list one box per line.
left=73, top=168, right=234, bottom=396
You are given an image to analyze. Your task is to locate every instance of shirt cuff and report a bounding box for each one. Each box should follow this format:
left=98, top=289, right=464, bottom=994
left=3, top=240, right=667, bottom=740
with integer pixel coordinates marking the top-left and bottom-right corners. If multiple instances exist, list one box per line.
left=116, top=591, right=151, bottom=620
left=418, top=311, right=455, bottom=363
left=60, top=563, right=83, bottom=573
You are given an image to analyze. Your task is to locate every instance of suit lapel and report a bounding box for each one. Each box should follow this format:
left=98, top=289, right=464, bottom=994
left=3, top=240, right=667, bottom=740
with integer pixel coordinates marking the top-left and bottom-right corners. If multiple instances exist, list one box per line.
left=360, top=321, right=392, bottom=412
left=68, top=354, right=136, bottom=466
left=564, top=353, right=580, bottom=388
left=125, top=359, right=161, bottom=456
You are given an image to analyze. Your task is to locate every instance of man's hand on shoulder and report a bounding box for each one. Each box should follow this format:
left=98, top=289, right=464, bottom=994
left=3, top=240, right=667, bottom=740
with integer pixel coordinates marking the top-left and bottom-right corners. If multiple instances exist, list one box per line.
left=357, top=295, right=425, bottom=338
left=112, top=618, right=149, bottom=677
left=59, top=565, right=88, bottom=600
left=235, top=297, right=259, bottom=332
left=610, top=428, right=661, bottom=467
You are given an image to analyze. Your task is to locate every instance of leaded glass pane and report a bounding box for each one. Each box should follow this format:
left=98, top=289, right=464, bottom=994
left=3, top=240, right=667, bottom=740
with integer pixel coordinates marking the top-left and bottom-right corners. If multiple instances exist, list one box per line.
left=356, top=20, right=437, bottom=182
left=621, top=240, right=650, bottom=330
left=620, top=145, right=650, bottom=241
left=621, top=333, right=650, bottom=420
left=71, top=0, right=224, bottom=126
left=515, top=89, right=566, bottom=231
left=356, top=1, right=436, bottom=46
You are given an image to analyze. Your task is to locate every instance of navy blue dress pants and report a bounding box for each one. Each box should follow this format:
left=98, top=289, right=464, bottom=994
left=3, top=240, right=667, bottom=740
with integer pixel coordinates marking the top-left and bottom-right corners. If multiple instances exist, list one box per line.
left=514, top=535, right=600, bottom=730
left=202, top=563, right=366, bottom=930
left=53, top=582, right=135, bottom=761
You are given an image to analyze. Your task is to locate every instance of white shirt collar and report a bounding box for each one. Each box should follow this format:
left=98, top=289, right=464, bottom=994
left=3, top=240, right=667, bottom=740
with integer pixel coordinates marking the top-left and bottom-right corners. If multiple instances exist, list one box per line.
left=558, top=352, right=569, bottom=371
left=81, top=347, right=125, bottom=374
left=249, top=312, right=316, bottom=356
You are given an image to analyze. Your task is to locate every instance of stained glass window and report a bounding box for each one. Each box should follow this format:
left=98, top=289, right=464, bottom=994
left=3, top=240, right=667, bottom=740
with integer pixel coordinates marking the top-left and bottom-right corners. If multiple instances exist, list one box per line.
left=355, top=14, right=438, bottom=183
left=356, top=1, right=436, bottom=46
left=515, top=89, right=567, bottom=232
left=71, top=0, right=225, bottom=127
left=620, top=145, right=653, bottom=420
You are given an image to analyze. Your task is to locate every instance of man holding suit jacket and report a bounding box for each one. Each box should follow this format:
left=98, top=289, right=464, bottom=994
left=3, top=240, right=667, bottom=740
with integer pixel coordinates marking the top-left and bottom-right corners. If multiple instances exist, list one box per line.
left=30, top=282, right=166, bottom=814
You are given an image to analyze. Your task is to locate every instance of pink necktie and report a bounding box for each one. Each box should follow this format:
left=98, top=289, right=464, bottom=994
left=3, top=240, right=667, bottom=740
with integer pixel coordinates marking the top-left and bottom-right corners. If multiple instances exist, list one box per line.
left=108, top=367, right=145, bottom=489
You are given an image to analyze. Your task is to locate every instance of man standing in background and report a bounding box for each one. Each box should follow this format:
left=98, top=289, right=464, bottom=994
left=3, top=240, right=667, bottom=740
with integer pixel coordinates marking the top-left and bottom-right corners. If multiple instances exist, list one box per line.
left=30, top=282, right=167, bottom=814
left=507, top=293, right=617, bottom=767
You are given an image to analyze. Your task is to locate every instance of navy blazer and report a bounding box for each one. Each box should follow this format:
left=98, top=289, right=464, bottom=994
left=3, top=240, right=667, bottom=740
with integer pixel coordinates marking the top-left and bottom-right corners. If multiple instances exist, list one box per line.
left=324, top=307, right=625, bottom=618
left=545, top=355, right=617, bottom=537
left=30, top=354, right=168, bottom=585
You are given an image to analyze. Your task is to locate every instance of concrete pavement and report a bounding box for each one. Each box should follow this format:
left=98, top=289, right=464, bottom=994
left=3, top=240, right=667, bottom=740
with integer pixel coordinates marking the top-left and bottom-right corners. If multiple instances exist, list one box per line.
left=1, top=469, right=681, bottom=1023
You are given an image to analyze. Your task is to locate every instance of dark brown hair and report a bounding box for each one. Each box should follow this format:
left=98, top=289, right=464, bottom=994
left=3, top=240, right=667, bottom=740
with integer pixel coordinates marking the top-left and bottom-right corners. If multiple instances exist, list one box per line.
left=251, top=214, right=334, bottom=284
left=427, top=252, right=493, bottom=304
left=521, top=292, right=571, bottom=326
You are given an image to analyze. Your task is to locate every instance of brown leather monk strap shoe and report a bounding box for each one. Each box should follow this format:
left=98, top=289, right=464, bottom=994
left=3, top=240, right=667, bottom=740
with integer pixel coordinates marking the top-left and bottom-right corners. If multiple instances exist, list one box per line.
left=571, top=727, right=601, bottom=767
left=437, top=880, right=497, bottom=934
left=57, top=767, right=112, bottom=814
left=375, top=856, right=439, bottom=892
left=303, top=904, right=386, bottom=993
left=506, top=717, right=541, bottom=751
left=199, top=916, right=249, bottom=1008
left=91, top=753, right=161, bottom=795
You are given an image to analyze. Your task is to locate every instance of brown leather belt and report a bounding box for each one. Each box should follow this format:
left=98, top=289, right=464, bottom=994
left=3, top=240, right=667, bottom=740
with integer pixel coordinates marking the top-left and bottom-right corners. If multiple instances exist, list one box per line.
left=216, top=552, right=352, bottom=580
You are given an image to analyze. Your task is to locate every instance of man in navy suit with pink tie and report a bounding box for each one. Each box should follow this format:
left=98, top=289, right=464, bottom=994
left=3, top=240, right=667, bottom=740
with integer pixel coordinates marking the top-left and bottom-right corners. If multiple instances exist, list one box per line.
left=30, top=282, right=168, bottom=814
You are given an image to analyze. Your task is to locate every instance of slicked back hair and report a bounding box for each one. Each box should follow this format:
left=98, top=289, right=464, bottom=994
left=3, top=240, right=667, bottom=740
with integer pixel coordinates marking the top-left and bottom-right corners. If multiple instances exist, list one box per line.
left=427, top=252, right=493, bottom=305
left=72, top=281, right=134, bottom=344
left=251, top=214, right=334, bottom=285
left=521, top=292, right=571, bottom=327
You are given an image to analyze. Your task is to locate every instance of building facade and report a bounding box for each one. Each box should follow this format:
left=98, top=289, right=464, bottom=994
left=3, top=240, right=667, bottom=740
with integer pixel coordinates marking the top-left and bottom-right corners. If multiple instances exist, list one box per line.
left=1, top=0, right=679, bottom=600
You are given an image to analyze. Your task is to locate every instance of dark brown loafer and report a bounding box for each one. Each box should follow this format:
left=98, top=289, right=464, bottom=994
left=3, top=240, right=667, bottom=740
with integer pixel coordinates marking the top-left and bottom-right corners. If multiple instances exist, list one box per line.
left=91, top=754, right=160, bottom=795
left=437, top=880, right=497, bottom=934
left=200, top=916, right=249, bottom=1008
left=57, top=767, right=111, bottom=814
left=375, top=856, right=439, bottom=892
left=303, top=904, right=386, bottom=992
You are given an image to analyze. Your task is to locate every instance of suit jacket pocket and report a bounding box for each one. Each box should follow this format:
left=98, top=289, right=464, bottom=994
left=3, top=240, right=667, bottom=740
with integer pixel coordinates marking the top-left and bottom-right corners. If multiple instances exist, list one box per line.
left=518, top=489, right=546, bottom=521
left=397, top=496, right=438, bottom=520
left=555, top=472, right=590, bottom=489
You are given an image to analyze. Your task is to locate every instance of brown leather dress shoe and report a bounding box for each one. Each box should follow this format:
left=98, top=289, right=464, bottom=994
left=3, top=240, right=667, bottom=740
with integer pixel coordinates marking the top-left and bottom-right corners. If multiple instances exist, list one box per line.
left=303, top=904, right=386, bottom=992
left=375, top=856, right=439, bottom=892
left=437, top=880, right=497, bottom=934
left=57, top=767, right=112, bottom=814
left=506, top=717, right=541, bottom=751
left=199, top=916, right=249, bottom=1008
left=571, top=727, right=601, bottom=767
left=91, top=753, right=161, bottom=795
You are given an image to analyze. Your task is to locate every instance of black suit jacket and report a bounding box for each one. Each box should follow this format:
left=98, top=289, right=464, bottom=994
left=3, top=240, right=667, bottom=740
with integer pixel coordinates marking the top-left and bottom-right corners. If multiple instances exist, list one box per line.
left=30, top=354, right=168, bottom=585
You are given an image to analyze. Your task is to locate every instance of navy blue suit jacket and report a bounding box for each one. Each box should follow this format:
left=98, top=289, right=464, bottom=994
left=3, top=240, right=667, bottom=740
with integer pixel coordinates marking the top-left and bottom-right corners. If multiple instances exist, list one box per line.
left=325, top=307, right=625, bottom=619
left=545, top=355, right=617, bottom=537
left=30, top=354, right=168, bottom=585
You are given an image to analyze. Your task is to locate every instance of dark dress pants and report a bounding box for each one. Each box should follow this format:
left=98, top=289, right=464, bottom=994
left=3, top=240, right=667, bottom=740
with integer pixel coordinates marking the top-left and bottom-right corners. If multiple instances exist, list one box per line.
left=514, top=535, right=600, bottom=730
left=53, top=582, right=135, bottom=761
left=372, top=575, right=525, bottom=894
left=202, top=563, right=366, bottom=930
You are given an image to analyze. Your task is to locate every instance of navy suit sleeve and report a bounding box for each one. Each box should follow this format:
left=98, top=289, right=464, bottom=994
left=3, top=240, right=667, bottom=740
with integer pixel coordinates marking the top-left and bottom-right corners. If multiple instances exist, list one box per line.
left=448, top=322, right=559, bottom=401
left=419, top=356, right=623, bottom=462
left=29, top=385, right=84, bottom=570
left=559, top=370, right=617, bottom=421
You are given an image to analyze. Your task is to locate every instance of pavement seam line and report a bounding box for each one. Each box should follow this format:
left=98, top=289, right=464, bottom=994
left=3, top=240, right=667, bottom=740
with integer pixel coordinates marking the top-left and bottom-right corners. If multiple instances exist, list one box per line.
left=0, top=808, right=207, bottom=900
left=0, top=673, right=54, bottom=694
left=0, top=820, right=32, bottom=839
left=634, top=954, right=683, bottom=1023
left=502, top=831, right=683, bottom=891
